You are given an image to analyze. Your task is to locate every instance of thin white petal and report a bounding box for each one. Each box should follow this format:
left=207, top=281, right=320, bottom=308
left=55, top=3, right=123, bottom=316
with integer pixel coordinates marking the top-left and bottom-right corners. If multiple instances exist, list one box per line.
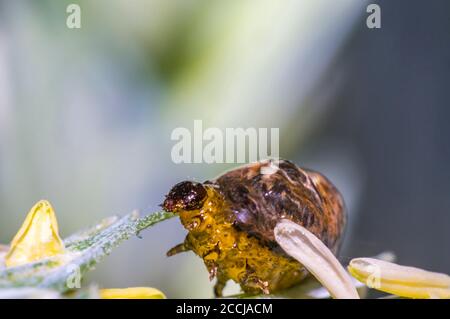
left=274, top=219, right=359, bottom=299
left=349, top=258, right=450, bottom=299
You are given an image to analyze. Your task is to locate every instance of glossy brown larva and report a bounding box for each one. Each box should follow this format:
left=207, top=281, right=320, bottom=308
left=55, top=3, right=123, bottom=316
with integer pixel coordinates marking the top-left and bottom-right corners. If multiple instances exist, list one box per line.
left=163, top=159, right=346, bottom=296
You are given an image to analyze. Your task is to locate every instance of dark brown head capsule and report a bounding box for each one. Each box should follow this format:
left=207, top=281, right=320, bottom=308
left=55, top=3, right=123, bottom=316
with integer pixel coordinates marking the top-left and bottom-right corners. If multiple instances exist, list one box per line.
left=163, top=181, right=207, bottom=212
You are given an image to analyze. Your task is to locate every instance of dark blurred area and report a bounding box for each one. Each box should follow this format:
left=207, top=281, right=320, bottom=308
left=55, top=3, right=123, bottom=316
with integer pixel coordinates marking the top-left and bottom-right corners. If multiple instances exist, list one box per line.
left=311, top=0, right=450, bottom=272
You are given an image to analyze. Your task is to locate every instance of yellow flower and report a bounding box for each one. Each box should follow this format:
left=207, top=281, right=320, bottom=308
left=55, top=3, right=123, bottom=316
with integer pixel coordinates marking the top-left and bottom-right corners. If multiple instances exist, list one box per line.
left=5, top=200, right=65, bottom=267
left=100, top=287, right=166, bottom=299
left=348, top=258, right=450, bottom=299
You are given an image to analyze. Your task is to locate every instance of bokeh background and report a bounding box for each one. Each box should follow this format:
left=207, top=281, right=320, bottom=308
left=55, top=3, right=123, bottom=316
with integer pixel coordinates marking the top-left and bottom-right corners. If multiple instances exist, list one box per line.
left=0, top=0, right=449, bottom=297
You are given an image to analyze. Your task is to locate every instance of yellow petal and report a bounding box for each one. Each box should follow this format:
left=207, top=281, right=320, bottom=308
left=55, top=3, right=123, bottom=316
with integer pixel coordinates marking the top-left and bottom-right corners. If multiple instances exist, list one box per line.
left=100, top=287, right=166, bottom=299
left=5, top=200, right=65, bottom=267
left=348, top=258, right=450, bottom=299
left=274, top=219, right=360, bottom=299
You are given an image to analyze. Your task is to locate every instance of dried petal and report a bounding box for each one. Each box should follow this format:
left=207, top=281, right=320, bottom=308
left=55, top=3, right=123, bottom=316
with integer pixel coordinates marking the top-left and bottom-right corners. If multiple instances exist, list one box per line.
left=274, top=219, right=359, bottom=299
left=5, top=200, right=65, bottom=267
left=100, top=287, right=166, bottom=299
left=348, top=258, right=450, bottom=299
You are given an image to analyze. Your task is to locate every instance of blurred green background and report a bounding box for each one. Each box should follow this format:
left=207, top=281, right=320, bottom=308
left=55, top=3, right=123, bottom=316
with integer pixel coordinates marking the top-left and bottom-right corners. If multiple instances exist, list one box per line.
left=0, top=0, right=449, bottom=297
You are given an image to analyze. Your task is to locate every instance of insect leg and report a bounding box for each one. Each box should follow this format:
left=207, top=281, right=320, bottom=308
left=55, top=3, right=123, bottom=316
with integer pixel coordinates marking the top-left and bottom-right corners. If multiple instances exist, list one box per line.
left=213, top=273, right=228, bottom=297
left=242, top=275, right=270, bottom=295
left=166, top=241, right=191, bottom=256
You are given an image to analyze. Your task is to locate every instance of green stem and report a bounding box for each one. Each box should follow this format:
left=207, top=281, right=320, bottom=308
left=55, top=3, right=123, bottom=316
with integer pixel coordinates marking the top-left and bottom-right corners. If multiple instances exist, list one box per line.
left=0, top=210, right=176, bottom=292
left=136, top=211, right=176, bottom=234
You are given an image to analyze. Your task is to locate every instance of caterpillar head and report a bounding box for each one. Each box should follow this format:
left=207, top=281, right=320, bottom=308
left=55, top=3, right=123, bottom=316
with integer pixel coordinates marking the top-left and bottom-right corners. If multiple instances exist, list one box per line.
left=162, top=181, right=207, bottom=213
